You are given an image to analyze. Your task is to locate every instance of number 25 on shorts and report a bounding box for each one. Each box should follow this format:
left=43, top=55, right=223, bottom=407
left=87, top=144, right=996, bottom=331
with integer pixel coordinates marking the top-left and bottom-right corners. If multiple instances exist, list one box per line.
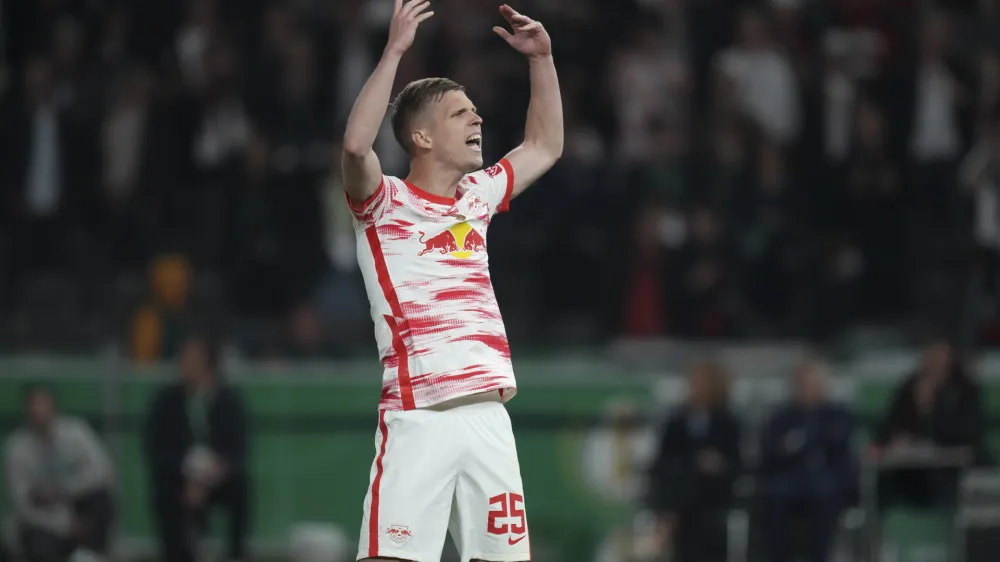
left=487, top=492, right=527, bottom=544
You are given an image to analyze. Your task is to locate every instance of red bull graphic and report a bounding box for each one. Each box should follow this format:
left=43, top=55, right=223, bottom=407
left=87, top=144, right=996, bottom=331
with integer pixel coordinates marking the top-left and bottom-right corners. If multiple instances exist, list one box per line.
left=386, top=525, right=413, bottom=544
left=418, top=222, right=485, bottom=259
left=462, top=228, right=486, bottom=252
left=417, top=230, right=459, bottom=256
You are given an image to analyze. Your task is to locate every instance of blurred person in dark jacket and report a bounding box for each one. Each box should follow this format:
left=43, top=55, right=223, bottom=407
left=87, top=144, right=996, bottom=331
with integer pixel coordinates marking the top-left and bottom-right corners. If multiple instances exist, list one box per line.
left=3, top=386, right=115, bottom=562
left=648, top=361, right=742, bottom=562
left=225, top=135, right=288, bottom=318
left=837, top=98, right=905, bottom=321
left=143, top=335, right=250, bottom=562
left=762, top=358, right=857, bottom=562
left=671, top=207, right=739, bottom=339
left=872, top=338, right=986, bottom=509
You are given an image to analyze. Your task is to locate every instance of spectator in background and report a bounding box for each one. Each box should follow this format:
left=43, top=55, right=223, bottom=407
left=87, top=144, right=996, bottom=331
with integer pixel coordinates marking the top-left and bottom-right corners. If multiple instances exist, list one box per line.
left=264, top=32, right=331, bottom=291
left=974, top=48, right=1000, bottom=122
left=100, top=64, right=169, bottom=266
left=671, top=207, right=738, bottom=338
left=891, top=11, right=973, bottom=223
left=143, top=335, right=250, bottom=562
left=715, top=8, right=801, bottom=145
left=132, top=254, right=193, bottom=364
left=703, top=123, right=753, bottom=211
left=962, top=100, right=1000, bottom=340
left=762, top=358, right=857, bottom=562
left=175, top=0, right=218, bottom=90
left=610, top=14, right=689, bottom=165
left=280, top=301, right=343, bottom=359
left=736, top=141, right=804, bottom=332
left=95, top=5, right=133, bottom=75
left=580, top=400, right=656, bottom=505
left=3, top=386, right=115, bottom=562
left=648, top=361, right=741, bottom=562
left=621, top=204, right=682, bottom=336
left=49, top=18, right=101, bottom=116
left=822, top=31, right=866, bottom=166
left=805, top=238, right=863, bottom=342
left=873, top=339, right=987, bottom=509
left=0, top=56, right=77, bottom=275
left=225, top=134, right=288, bottom=318
left=840, top=98, right=904, bottom=320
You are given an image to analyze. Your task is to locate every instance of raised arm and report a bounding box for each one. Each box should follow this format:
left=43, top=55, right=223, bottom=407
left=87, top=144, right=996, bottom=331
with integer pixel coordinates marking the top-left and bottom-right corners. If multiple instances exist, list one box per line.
left=342, top=0, right=433, bottom=204
left=494, top=4, right=563, bottom=198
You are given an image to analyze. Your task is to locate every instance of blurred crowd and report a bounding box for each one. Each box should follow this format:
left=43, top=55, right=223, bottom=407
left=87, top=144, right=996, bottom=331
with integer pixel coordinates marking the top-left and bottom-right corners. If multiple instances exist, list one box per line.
left=641, top=339, right=987, bottom=562
left=3, top=336, right=249, bottom=562
left=4, top=335, right=989, bottom=562
left=4, top=0, right=1000, bottom=358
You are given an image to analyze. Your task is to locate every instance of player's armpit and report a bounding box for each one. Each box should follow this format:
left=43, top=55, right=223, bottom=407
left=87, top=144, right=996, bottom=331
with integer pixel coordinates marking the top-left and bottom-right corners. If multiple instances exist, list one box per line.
left=342, top=147, right=384, bottom=210
left=502, top=142, right=560, bottom=198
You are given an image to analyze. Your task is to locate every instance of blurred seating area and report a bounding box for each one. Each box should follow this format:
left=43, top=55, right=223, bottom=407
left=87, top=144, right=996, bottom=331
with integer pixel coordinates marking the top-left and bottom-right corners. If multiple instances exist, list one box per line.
left=3, top=0, right=1000, bottom=356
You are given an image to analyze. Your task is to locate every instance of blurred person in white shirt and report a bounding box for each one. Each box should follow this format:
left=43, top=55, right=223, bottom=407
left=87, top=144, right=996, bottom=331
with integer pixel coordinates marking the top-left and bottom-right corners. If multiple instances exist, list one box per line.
left=715, top=8, right=801, bottom=145
left=3, top=386, right=115, bottom=562
left=610, top=15, right=689, bottom=164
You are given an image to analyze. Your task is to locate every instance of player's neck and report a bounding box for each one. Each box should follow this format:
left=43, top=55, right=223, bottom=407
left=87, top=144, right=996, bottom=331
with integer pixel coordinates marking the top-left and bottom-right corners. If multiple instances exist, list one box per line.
left=406, top=159, right=465, bottom=199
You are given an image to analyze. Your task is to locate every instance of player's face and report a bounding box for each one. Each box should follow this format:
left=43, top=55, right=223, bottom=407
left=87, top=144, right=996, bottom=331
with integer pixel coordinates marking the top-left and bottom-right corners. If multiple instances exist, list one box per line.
left=427, top=90, right=484, bottom=173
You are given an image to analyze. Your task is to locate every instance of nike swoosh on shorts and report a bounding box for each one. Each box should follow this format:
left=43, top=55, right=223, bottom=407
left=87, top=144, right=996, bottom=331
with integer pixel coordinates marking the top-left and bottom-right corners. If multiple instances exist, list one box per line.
left=508, top=535, right=526, bottom=545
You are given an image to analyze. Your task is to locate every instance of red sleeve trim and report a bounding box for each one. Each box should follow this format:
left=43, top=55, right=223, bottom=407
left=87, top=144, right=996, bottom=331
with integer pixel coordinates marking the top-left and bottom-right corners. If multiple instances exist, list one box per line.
left=345, top=178, right=385, bottom=214
left=497, top=158, right=515, bottom=213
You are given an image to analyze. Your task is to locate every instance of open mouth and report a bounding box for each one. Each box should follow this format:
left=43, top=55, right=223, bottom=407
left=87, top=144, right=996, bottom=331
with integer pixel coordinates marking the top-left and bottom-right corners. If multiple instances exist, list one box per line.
left=466, top=134, right=482, bottom=152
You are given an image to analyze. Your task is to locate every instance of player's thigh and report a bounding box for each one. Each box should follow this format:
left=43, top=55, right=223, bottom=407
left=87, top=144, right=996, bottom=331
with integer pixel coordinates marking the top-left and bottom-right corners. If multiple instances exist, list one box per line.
left=449, top=404, right=531, bottom=562
left=358, top=410, right=459, bottom=562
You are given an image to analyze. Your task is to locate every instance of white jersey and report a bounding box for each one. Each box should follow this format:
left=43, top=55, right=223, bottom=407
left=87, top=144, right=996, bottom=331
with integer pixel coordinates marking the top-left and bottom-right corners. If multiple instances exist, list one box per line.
left=349, top=159, right=517, bottom=410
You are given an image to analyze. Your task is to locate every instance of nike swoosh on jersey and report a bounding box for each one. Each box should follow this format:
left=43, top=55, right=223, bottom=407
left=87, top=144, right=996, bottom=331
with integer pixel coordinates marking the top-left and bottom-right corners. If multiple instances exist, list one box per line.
left=508, top=535, right=526, bottom=545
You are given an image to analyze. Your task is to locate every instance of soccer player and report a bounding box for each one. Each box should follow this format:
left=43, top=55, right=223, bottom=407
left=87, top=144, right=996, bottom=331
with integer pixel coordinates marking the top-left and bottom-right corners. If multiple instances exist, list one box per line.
left=341, top=1, right=562, bottom=561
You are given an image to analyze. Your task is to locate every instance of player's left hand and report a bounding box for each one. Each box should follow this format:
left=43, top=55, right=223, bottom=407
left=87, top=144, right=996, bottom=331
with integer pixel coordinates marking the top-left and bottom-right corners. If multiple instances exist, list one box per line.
left=493, top=4, right=551, bottom=58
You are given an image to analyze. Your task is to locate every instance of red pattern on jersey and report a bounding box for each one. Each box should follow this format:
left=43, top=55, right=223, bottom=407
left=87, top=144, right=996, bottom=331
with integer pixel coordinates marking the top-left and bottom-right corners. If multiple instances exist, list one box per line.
left=366, top=227, right=416, bottom=410
left=351, top=161, right=518, bottom=410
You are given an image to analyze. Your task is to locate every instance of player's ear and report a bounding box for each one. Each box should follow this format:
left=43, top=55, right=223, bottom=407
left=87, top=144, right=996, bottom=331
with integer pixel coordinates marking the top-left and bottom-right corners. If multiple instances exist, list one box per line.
left=411, top=128, right=432, bottom=151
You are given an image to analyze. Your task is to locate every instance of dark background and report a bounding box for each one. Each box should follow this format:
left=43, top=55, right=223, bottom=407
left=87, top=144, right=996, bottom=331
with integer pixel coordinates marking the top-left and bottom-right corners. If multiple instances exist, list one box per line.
left=1, top=0, right=999, bottom=359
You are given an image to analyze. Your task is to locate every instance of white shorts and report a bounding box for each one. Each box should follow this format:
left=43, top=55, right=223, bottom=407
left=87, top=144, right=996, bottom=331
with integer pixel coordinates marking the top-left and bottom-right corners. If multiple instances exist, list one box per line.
left=357, top=391, right=530, bottom=562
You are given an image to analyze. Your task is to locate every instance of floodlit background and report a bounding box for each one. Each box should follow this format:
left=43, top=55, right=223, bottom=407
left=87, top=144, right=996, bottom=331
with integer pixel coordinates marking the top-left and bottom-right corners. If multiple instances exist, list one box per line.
left=2, top=0, right=1000, bottom=561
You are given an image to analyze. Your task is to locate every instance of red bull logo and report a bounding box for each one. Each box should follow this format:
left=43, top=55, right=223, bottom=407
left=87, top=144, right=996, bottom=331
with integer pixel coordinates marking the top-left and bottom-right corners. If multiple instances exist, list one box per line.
left=418, top=222, right=486, bottom=259
left=386, top=525, right=413, bottom=544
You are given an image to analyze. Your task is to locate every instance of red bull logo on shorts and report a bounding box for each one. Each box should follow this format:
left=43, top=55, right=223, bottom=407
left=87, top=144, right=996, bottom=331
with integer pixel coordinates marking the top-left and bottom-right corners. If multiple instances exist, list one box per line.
left=386, top=525, right=413, bottom=544
left=417, top=222, right=486, bottom=259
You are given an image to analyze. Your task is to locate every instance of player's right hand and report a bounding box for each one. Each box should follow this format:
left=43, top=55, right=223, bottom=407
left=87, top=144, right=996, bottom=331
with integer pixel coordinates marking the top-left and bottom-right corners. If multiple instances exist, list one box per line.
left=385, top=0, right=434, bottom=57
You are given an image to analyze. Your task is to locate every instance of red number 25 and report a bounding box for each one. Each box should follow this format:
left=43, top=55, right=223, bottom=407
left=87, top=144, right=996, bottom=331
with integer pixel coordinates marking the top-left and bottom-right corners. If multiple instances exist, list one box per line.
left=487, top=493, right=526, bottom=535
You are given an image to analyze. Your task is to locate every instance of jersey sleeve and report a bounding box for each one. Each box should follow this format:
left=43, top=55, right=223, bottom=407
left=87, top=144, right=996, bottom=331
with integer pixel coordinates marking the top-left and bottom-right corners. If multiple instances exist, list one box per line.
left=474, top=158, right=515, bottom=216
left=345, top=176, right=394, bottom=226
